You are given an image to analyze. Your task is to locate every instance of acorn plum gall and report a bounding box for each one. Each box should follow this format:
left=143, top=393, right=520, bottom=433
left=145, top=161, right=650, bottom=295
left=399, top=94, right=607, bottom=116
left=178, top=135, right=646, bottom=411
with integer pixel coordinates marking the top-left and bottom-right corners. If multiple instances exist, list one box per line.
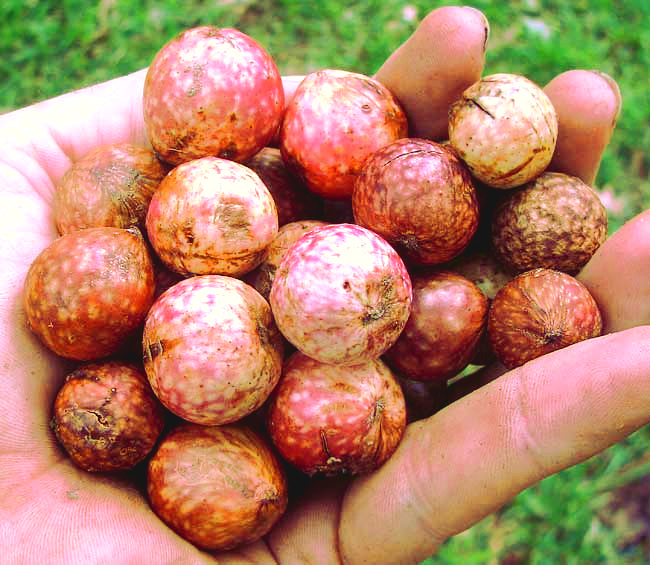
left=147, top=423, right=288, bottom=551
left=491, top=171, right=608, bottom=275
left=487, top=268, right=602, bottom=369
left=142, top=275, right=284, bottom=426
left=383, top=270, right=489, bottom=382
left=143, top=26, right=284, bottom=165
left=53, top=143, right=169, bottom=235
left=352, top=138, right=479, bottom=265
left=266, top=351, right=407, bottom=476
left=448, top=73, right=558, bottom=189
left=23, top=227, right=155, bottom=361
left=51, top=361, right=165, bottom=472
left=280, top=69, right=408, bottom=199
left=269, top=223, right=412, bottom=365
left=145, top=156, right=278, bottom=277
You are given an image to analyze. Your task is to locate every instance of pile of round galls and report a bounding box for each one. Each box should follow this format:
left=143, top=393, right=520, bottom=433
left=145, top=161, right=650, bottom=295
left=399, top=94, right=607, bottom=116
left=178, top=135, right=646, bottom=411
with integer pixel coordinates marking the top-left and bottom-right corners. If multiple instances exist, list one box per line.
left=23, top=26, right=608, bottom=551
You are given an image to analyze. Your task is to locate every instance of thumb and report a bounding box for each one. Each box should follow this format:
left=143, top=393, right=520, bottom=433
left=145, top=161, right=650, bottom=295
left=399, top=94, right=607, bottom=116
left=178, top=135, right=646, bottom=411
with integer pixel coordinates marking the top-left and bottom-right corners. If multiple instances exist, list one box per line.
left=338, top=326, right=650, bottom=564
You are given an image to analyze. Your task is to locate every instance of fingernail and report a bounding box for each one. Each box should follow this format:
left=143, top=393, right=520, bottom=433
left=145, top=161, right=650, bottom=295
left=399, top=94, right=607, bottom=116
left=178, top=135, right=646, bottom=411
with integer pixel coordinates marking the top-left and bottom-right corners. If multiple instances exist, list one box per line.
left=462, top=6, right=490, bottom=52
left=590, top=70, right=623, bottom=126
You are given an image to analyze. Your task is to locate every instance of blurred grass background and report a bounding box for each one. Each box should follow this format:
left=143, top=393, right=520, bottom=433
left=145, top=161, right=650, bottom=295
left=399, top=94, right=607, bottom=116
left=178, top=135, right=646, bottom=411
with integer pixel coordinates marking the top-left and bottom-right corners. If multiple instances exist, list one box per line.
left=3, top=0, right=650, bottom=562
left=2, top=0, right=649, bottom=233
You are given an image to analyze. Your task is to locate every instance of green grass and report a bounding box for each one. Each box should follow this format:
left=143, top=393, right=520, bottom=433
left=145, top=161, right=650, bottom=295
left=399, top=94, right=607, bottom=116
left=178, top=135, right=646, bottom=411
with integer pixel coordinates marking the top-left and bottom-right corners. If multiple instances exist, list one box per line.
left=3, top=1, right=650, bottom=562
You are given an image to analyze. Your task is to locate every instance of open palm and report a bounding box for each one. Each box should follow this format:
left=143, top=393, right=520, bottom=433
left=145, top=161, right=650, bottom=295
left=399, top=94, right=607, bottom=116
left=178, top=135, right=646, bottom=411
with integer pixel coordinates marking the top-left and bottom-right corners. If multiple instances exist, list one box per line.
left=2, top=7, right=650, bottom=565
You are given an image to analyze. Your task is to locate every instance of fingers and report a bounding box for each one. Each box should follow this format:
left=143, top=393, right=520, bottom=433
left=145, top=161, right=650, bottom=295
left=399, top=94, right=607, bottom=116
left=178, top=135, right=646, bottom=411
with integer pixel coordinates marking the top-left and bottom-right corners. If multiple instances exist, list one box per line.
left=374, top=6, right=488, bottom=141
left=578, top=209, right=650, bottom=333
left=266, top=478, right=349, bottom=564
left=374, top=13, right=621, bottom=185
left=281, top=76, right=305, bottom=106
left=338, top=326, right=650, bottom=564
left=36, top=68, right=150, bottom=156
left=544, top=70, right=622, bottom=185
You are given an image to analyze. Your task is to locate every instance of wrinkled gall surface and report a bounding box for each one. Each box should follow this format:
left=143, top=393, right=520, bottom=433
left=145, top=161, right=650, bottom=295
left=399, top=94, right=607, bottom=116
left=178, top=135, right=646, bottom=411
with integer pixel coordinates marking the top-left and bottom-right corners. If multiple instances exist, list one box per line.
left=52, top=360, right=165, bottom=472
left=147, top=423, right=288, bottom=551
left=145, top=156, right=278, bottom=277
left=448, top=73, right=558, bottom=189
left=280, top=69, right=408, bottom=199
left=53, top=143, right=169, bottom=235
left=352, top=138, right=479, bottom=265
left=491, top=171, right=608, bottom=275
left=269, top=223, right=412, bottom=365
left=142, top=275, right=284, bottom=426
left=143, top=26, right=284, bottom=165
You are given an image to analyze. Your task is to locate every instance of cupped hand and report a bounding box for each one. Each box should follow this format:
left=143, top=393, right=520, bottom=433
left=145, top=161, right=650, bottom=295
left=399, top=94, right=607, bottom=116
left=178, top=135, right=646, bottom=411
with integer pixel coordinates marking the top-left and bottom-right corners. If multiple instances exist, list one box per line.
left=1, top=6, right=645, bottom=565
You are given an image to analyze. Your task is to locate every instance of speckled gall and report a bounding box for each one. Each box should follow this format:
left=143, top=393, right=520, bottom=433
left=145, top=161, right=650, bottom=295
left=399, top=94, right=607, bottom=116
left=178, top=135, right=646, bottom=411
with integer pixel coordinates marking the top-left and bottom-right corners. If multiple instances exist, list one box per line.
left=143, top=26, right=284, bottom=165
left=23, top=227, right=155, bottom=361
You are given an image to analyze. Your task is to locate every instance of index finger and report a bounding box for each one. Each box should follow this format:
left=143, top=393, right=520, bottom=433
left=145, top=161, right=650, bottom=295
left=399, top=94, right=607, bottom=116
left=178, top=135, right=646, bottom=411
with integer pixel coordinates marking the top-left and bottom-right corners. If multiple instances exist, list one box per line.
left=374, top=6, right=489, bottom=140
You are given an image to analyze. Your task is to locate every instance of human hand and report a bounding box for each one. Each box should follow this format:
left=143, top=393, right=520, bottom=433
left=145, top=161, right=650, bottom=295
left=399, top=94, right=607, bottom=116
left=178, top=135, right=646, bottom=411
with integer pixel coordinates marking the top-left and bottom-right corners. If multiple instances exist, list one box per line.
left=1, top=6, right=645, bottom=565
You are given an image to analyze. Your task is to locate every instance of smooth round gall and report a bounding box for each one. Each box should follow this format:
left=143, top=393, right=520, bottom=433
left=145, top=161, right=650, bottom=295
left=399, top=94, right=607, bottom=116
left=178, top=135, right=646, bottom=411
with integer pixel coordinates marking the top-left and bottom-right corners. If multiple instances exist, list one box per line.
left=266, top=351, right=407, bottom=476
left=147, top=423, right=288, bottom=551
left=488, top=268, right=602, bottom=369
left=269, top=223, right=412, bottom=365
left=142, top=275, right=284, bottom=426
left=352, top=138, right=479, bottom=266
left=23, top=227, right=155, bottom=361
left=280, top=69, right=408, bottom=198
left=143, top=26, right=284, bottom=165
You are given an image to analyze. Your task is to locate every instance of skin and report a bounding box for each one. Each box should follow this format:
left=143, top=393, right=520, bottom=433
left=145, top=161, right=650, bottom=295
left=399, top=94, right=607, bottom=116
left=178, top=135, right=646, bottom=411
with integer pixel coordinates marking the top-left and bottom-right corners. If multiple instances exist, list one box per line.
left=0, top=6, right=645, bottom=564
